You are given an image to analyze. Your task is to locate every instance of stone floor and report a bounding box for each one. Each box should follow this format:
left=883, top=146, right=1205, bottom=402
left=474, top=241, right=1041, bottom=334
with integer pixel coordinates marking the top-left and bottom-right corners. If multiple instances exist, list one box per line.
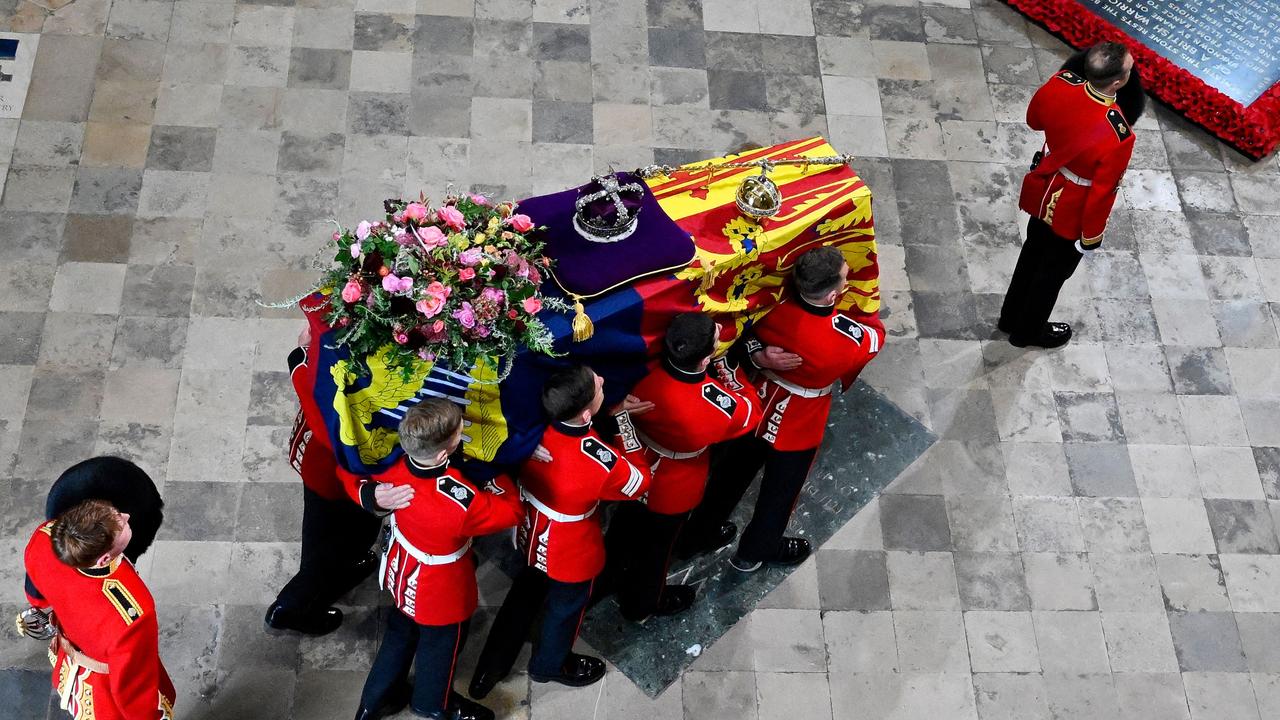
left=3, top=0, right=1280, bottom=718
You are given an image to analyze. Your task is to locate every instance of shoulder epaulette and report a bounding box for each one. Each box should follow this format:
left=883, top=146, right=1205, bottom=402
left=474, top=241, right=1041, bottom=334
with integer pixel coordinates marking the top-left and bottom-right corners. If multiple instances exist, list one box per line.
left=701, top=383, right=738, bottom=418
left=1056, top=70, right=1086, bottom=85
left=1106, top=107, right=1131, bottom=141
left=581, top=437, right=618, bottom=471
left=38, top=521, right=54, bottom=536
left=103, top=579, right=143, bottom=625
left=437, top=476, right=475, bottom=510
left=287, top=346, right=307, bottom=374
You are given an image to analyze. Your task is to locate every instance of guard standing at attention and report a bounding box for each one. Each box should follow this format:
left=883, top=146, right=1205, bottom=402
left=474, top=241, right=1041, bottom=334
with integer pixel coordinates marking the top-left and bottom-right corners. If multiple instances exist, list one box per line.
left=999, top=41, right=1136, bottom=349
left=605, top=313, right=762, bottom=620
left=266, top=323, right=384, bottom=636
left=21, top=499, right=176, bottom=720
left=354, top=398, right=523, bottom=720
left=686, top=247, right=884, bottom=572
left=468, top=364, right=651, bottom=699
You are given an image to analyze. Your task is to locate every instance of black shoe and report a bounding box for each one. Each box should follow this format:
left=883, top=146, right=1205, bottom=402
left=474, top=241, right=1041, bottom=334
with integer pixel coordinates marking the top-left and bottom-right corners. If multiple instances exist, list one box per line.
left=413, top=693, right=494, bottom=720
left=620, top=584, right=696, bottom=622
left=349, top=550, right=378, bottom=579
left=730, top=537, right=811, bottom=573
left=529, top=653, right=606, bottom=688
left=997, top=318, right=1014, bottom=334
left=265, top=602, right=343, bottom=636
left=353, top=682, right=410, bottom=720
left=468, top=668, right=502, bottom=701
left=1009, top=322, right=1072, bottom=349
left=676, top=522, right=737, bottom=559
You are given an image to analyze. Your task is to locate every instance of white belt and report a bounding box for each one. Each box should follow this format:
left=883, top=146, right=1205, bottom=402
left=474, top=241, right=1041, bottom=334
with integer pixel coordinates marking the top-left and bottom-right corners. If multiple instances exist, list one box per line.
left=1058, top=167, right=1092, bottom=186
left=762, top=370, right=836, bottom=399
left=386, top=515, right=472, bottom=566
left=635, top=429, right=706, bottom=460
left=521, top=488, right=597, bottom=522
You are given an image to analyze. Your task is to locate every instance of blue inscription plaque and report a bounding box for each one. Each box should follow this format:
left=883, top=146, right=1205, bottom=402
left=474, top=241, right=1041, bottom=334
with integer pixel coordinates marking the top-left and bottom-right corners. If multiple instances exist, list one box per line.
left=1074, top=0, right=1280, bottom=105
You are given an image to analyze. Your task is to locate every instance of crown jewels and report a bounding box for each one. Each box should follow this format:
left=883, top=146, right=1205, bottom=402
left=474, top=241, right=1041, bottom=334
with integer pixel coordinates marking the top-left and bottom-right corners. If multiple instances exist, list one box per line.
left=573, top=175, right=645, bottom=243
left=736, top=164, right=783, bottom=219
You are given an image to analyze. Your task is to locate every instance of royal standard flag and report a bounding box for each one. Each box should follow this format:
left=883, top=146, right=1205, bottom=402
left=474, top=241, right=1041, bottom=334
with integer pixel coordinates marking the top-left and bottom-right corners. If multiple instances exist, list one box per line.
left=304, top=137, right=880, bottom=478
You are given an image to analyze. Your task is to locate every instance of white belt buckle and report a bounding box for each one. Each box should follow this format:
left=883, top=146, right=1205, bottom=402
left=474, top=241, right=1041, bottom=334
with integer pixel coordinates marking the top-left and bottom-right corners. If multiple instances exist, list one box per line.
left=521, top=488, right=596, bottom=522
left=1059, top=167, right=1093, bottom=186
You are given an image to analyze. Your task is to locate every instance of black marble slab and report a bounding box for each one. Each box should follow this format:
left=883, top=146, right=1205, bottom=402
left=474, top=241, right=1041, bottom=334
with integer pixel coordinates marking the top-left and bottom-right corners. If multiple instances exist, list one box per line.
left=1075, top=0, right=1280, bottom=105
left=477, top=381, right=935, bottom=696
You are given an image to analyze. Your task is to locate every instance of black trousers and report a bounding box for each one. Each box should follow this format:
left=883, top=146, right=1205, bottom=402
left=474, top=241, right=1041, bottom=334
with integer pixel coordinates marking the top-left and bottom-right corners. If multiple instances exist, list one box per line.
left=605, top=503, right=687, bottom=617
left=471, top=566, right=592, bottom=682
left=273, top=488, right=382, bottom=614
left=686, top=435, right=818, bottom=563
left=999, top=216, right=1084, bottom=338
left=361, top=610, right=468, bottom=714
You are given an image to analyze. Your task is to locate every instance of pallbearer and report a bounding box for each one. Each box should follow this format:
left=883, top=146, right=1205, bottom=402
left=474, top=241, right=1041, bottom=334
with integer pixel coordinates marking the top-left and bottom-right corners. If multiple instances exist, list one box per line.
left=21, top=499, right=176, bottom=720
left=468, top=365, right=650, bottom=698
left=606, top=313, right=762, bottom=621
left=266, top=323, right=383, bottom=636
left=355, top=399, right=523, bottom=720
left=687, top=247, right=884, bottom=571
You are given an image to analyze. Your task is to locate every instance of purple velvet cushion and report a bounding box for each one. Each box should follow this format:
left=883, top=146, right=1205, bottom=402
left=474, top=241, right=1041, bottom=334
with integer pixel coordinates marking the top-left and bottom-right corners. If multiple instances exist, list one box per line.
left=517, top=172, right=696, bottom=297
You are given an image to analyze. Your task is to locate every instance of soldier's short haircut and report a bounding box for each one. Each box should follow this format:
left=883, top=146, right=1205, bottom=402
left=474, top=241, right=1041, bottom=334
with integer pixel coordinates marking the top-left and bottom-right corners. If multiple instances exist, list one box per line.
left=52, top=499, right=122, bottom=568
left=665, top=312, right=716, bottom=372
left=541, top=364, right=597, bottom=422
left=794, top=246, right=847, bottom=301
left=399, top=398, right=463, bottom=461
left=1084, top=41, right=1130, bottom=85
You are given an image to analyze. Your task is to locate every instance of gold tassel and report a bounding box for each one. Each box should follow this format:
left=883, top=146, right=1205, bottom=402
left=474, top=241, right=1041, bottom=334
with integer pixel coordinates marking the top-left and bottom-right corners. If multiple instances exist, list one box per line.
left=698, top=257, right=717, bottom=294
left=571, top=295, right=594, bottom=342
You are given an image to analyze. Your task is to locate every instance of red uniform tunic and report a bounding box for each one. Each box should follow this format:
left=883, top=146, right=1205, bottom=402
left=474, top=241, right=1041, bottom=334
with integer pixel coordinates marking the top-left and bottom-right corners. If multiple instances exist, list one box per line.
left=1018, top=69, right=1136, bottom=246
left=23, top=522, right=176, bottom=720
left=628, top=359, right=763, bottom=515
left=288, top=343, right=348, bottom=501
left=379, top=459, right=523, bottom=625
left=516, top=421, right=651, bottom=583
left=746, top=299, right=885, bottom=451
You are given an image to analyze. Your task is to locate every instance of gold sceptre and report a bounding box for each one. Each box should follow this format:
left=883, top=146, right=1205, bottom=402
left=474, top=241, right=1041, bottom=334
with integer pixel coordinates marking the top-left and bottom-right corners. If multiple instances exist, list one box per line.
left=636, top=154, right=857, bottom=180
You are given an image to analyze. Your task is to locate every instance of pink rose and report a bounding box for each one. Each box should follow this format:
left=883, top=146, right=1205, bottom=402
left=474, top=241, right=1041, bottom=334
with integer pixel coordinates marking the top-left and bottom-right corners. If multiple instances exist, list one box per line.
left=471, top=324, right=491, bottom=338
left=458, top=267, right=476, bottom=281
left=470, top=193, right=490, bottom=206
left=453, top=301, right=477, bottom=329
left=438, top=205, right=466, bottom=231
left=403, top=203, right=429, bottom=223
left=350, top=242, right=362, bottom=258
left=417, top=349, right=436, bottom=361
left=415, top=281, right=450, bottom=317
left=332, top=232, right=341, bottom=241
left=458, top=248, right=483, bottom=266
left=415, top=225, right=447, bottom=248
left=422, top=319, right=447, bottom=341
left=393, top=331, right=409, bottom=344
left=355, top=221, right=372, bottom=240
left=481, top=287, right=505, bottom=305
left=506, top=214, right=534, bottom=233
left=522, top=297, right=543, bottom=314
left=382, top=273, right=413, bottom=294
left=341, top=280, right=363, bottom=303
